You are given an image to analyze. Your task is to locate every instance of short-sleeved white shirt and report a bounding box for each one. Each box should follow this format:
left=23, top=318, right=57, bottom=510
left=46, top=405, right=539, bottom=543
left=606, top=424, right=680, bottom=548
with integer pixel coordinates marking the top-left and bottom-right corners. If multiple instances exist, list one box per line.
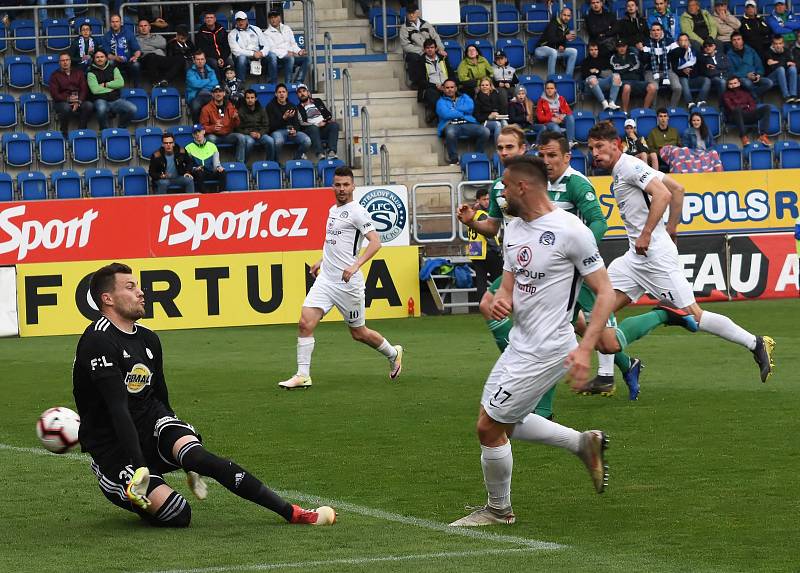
left=611, top=153, right=676, bottom=260
left=502, top=208, right=605, bottom=360
left=319, top=201, right=375, bottom=283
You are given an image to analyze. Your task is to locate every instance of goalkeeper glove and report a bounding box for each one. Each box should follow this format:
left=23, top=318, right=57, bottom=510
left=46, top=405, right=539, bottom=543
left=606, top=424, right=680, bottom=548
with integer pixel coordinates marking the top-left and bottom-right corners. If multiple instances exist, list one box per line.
left=126, top=466, right=151, bottom=509
left=186, top=471, right=208, bottom=500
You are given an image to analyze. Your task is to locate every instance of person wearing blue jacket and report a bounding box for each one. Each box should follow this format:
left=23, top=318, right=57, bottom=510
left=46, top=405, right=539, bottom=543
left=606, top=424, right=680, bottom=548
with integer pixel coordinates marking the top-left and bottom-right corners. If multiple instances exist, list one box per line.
left=766, top=0, right=800, bottom=44
left=186, top=52, right=219, bottom=122
left=727, top=31, right=774, bottom=96
left=103, top=14, right=142, bottom=87
left=648, top=0, right=681, bottom=42
left=436, top=79, right=490, bottom=165
left=681, top=112, right=715, bottom=149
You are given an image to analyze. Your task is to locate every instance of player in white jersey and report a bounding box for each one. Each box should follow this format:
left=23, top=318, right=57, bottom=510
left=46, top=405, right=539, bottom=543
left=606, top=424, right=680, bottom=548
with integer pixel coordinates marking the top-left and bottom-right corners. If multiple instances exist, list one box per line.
left=450, top=155, right=613, bottom=527
left=278, top=166, right=403, bottom=389
left=587, top=121, right=775, bottom=383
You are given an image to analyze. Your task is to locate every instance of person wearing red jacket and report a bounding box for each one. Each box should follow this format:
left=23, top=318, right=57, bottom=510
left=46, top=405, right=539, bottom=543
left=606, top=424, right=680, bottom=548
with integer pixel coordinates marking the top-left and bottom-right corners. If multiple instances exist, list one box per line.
left=199, top=85, right=248, bottom=163
left=535, top=80, right=575, bottom=145
left=721, top=75, right=772, bottom=145
left=49, top=52, right=94, bottom=136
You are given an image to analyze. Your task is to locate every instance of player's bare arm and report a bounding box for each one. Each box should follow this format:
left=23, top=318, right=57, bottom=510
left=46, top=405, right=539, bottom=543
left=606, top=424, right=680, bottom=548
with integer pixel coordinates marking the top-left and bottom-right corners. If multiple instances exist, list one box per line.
left=489, top=270, right=514, bottom=320
left=342, top=230, right=381, bottom=282
left=457, top=204, right=502, bottom=237
left=636, top=178, right=672, bottom=255
left=661, top=175, right=685, bottom=242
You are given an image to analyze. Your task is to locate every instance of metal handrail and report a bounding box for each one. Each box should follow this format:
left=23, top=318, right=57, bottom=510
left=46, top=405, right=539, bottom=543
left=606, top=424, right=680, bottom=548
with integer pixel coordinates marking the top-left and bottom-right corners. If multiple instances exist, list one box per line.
left=411, top=182, right=457, bottom=243
left=360, top=105, right=372, bottom=185
left=342, top=68, right=354, bottom=166
left=379, top=144, right=390, bottom=184
left=323, top=31, right=335, bottom=119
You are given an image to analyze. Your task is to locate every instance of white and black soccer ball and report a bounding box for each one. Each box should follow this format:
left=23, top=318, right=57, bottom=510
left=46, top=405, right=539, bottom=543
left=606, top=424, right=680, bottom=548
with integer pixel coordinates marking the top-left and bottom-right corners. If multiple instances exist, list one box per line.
left=36, top=407, right=80, bottom=454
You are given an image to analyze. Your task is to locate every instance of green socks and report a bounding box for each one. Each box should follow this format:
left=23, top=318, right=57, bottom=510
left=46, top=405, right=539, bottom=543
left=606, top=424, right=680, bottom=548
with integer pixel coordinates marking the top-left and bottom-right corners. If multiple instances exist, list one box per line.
left=615, top=310, right=668, bottom=350
left=614, top=351, right=631, bottom=375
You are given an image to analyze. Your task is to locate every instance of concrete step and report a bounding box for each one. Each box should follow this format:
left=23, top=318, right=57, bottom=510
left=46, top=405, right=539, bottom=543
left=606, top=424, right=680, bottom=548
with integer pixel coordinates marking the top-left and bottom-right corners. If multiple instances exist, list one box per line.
left=356, top=114, right=424, bottom=129
left=345, top=76, right=402, bottom=92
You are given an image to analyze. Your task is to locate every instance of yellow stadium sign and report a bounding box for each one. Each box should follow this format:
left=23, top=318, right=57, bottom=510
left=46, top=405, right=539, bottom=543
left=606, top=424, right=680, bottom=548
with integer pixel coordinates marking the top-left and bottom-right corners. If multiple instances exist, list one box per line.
left=16, top=247, right=420, bottom=337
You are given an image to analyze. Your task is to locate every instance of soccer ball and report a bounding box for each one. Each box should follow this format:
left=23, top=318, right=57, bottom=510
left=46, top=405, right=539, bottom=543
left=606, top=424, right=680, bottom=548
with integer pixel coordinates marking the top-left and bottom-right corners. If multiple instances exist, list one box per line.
left=36, top=407, right=80, bottom=454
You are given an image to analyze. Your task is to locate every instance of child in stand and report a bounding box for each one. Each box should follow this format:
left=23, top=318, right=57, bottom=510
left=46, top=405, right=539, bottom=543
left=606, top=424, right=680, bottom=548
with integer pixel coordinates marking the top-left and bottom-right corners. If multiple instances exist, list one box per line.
left=491, top=50, right=518, bottom=102
left=224, top=67, right=245, bottom=107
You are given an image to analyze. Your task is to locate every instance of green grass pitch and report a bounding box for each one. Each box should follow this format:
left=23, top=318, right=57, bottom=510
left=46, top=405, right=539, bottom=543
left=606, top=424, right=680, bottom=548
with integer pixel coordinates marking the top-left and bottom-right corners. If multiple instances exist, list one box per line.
left=1, top=299, right=798, bottom=573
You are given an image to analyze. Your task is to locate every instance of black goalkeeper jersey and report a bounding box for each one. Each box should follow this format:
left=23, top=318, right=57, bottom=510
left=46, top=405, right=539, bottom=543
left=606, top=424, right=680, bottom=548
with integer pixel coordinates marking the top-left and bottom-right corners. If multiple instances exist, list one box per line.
left=72, top=317, right=173, bottom=467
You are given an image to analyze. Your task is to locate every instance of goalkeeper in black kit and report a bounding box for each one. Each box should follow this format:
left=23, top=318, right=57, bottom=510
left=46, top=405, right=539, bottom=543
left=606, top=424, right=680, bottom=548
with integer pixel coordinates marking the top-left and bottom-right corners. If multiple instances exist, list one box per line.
left=72, top=262, right=336, bottom=527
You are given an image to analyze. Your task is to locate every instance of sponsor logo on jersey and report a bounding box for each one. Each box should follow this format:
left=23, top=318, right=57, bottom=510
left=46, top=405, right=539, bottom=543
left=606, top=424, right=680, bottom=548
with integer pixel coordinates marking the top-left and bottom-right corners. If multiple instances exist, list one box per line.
left=145, top=347, right=153, bottom=359
left=585, top=192, right=595, bottom=201
left=582, top=252, right=601, bottom=267
left=124, top=363, right=153, bottom=393
left=539, top=231, right=556, bottom=245
left=359, top=188, right=407, bottom=243
left=516, top=245, right=532, bottom=267
left=122, top=350, right=130, bottom=358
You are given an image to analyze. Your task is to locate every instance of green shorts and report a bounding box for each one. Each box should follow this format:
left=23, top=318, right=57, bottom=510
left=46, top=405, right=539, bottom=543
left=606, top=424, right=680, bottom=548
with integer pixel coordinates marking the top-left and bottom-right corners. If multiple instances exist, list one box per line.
left=488, top=275, right=503, bottom=295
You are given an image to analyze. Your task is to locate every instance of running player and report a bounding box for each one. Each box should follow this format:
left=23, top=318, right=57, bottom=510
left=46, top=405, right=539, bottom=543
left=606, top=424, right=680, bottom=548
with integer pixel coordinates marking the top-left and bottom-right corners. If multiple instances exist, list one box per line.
left=73, top=262, right=336, bottom=527
left=278, top=165, right=403, bottom=389
left=586, top=120, right=775, bottom=382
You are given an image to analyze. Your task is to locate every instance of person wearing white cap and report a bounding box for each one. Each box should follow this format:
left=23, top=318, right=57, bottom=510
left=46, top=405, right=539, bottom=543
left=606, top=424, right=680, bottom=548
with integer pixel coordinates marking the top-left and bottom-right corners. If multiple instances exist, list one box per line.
left=622, top=118, right=659, bottom=169
left=263, top=9, right=308, bottom=84
left=741, top=0, right=772, bottom=57
left=228, top=11, right=268, bottom=82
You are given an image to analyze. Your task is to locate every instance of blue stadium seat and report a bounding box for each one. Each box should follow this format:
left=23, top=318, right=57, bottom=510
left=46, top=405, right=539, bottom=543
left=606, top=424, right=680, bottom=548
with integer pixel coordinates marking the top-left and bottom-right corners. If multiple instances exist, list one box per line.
left=434, top=22, right=460, bottom=39
left=711, top=143, right=742, bottom=171
left=462, top=5, right=491, bottom=37
left=465, top=39, right=494, bottom=62
left=524, top=4, right=552, bottom=35
left=369, top=7, right=401, bottom=40
left=460, top=152, right=492, bottom=181
left=573, top=110, right=596, bottom=144
left=118, top=166, right=150, bottom=196
left=52, top=170, right=82, bottom=199
left=85, top=168, right=116, bottom=197
left=443, top=40, right=463, bottom=68
left=252, top=160, right=282, bottom=189
left=215, top=12, right=229, bottom=30
left=317, top=158, right=345, bottom=186
left=743, top=142, right=773, bottom=170
left=775, top=140, right=800, bottom=168
left=0, top=23, right=6, bottom=54
left=222, top=162, right=250, bottom=191
left=37, top=54, right=60, bottom=86
left=730, top=0, right=748, bottom=14
left=0, top=173, right=13, bottom=201
left=36, top=131, right=67, bottom=167
left=0, top=93, right=17, bottom=129
left=495, top=38, right=525, bottom=69
left=284, top=159, right=316, bottom=188
left=20, top=93, right=50, bottom=128
left=629, top=108, right=658, bottom=137
left=152, top=87, right=182, bottom=122
left=10, top=19, right=36, bottom=52
left=73, top=17, right=103, bottom=36
left=69, top=129, right=100, bottom=164
left=566, top=37, right=586, bottom=66
left=765, top=104, right=781, bottom=137
left=598, top=109, right=627, bottom=135
left=121, top=88, right=150, bottom=123
left=250, top=83, right=276, bottom=108
left=135, top=126, right=163, bottom=161
left=168, top=125, right=194, bottom=149
left=496, top=4, right=521, bottom=36
left=666, top=106, right=690, bottom=134
left=518, top=74, right=544, bottom=101
left=697, top=106, right=721, bottom=139
left=18, top=171, right=48, bottom=200
left=43, top=19, right=71, bottom=51
left=548, top=74, right=576, bottom=105
left=6, top=55, right=35, bottom=89
left=782, top=103, right=800, bottom=136
left=287, top=83, right=301, bottom=106
left=569, top=147, right=588, bottom=174
left=492, top=153, right=504, bottom=177
left=101, top=128, right=133, bottom=163
left=3, top=132, right=33, bottom=168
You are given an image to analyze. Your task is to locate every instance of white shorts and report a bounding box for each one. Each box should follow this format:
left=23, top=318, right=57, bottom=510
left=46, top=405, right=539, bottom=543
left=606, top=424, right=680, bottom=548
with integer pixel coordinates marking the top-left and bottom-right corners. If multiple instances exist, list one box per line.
left=480, top=346, right=571, bottom=424
left=608, top=249, right=696, bottom=309
left=303, top=276, right=366, bottom=327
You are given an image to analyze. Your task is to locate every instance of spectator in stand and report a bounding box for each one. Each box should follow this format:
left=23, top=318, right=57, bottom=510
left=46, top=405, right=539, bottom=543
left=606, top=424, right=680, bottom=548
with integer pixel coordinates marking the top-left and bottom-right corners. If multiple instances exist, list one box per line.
left=197, top=12, right=232, bottom=74
left=435, top=79, right=491, bottom=165
left=50, top=52, right=94, bottom=137
left=104, top=14, right=142, bottom=87
left=228, top=11, right=268, bottom=82
left=297, top=84, right=340, bottom=160
left=70, top=23, right=103, bottom=72
left=618, top=0, right=649, bottom=50
left=767, top=0, right=800, bottom=44
left=457, top=45, right=493, bottom=96
left=200, top=85, right=248, bottom=164
left=137, top=3, right=189, bottom=33
left=641, top=22, right=682, bottom=107
left=622, top=118, right=659, bottom=168
left=670, top=33, right=711, bottom=108
left=791, top=34, right=800, bottom=68
left=536, top=80, right=576, bottom=146
left=148, top=133, right=196, bottom=194
left=728, top=31, right=774, bottom=97
left=266, top=83, right=312, bottom=160
left=534, top=6, right=578, bottom=77
left=491, top=50, right=518, bottom=102
left=648, top=0, right=681, bottom=43
left=473, top=78, right=508, bottom=145
left=699, top=37, right=731, bottom=97
left=185, top=125, right=227, bottom=193
left=263, top=9, right=308, bottom=84
left=611, top=39, right=657, bottom=111
left=722, top=75, right=772, bottom=145
left=681, top=111, right=715, bottom=149
left=467, top=187, right=503, bottom=302
left=136, top=19, right=185, bottom=88
left=582, top=40, right=621, bottom=110
left=508, top=84, right=536, bottom=131
left=187, top=52, right=219, bottom=123
left=418, top=38, right=454, bottom=125
left=87, top=49, right=138, bottom=130
left=224, top=66, right=245, bottom=107
left=167, top=25, right=197, bottom=70
left=585, top=0, right=618, bottom=56
left=741, top=0, right=772, bottom=58
left=765, top=34, right=800, bottom=102
left=646, top=107, right=681, bottom=170
left=712, top=0, right=741, bottom=46
left=680, top=0, right=718, bottom=48
left=236, top=88, right=276, bottom=162
left=399, top=4, right=446, bottom=90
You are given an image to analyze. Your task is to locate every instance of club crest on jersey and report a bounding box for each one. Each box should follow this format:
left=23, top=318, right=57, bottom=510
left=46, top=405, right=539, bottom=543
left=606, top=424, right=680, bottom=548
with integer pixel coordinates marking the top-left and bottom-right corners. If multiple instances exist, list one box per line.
left=124, top=363, right=153, bottom=394
left=516, top=246, right=532, bottom=267
left=539, top=231, right=556, bottom=245
left=339, top=211, right=349, bottom=219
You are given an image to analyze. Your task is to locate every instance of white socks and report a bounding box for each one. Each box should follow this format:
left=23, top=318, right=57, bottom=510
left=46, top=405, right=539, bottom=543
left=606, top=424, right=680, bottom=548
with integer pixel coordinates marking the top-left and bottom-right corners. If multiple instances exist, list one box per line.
left=597, top=351, right=615, bottom=377
left=376, top=338, right=397, bottom=360
left=698, top=311, right=757, bottom=350
left=511, top=413, right=581, bottom=454
left=296, top=336, right=315, bottom=376
left=481, top=442, right=512, bottom=510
